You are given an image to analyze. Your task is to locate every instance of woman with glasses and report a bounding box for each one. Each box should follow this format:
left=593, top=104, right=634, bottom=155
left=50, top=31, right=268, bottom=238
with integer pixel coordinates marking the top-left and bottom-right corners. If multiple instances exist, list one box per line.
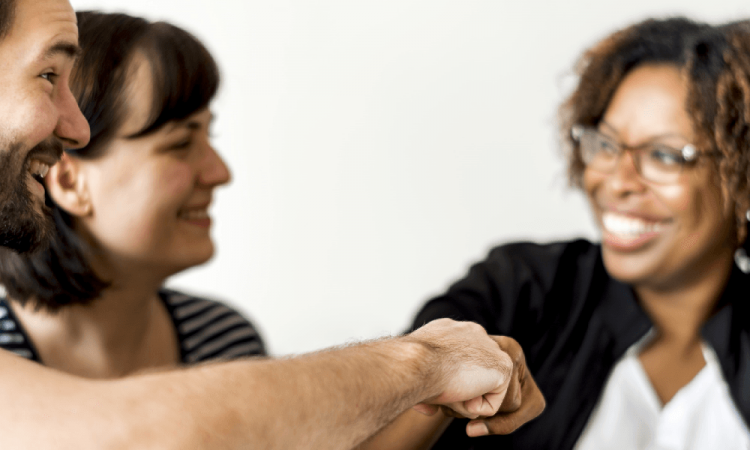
left=362, top=17, right=750, bottom=450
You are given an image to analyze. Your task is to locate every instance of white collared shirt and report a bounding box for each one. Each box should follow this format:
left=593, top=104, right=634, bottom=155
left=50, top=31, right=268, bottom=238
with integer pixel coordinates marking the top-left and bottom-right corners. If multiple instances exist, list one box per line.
left=575, top=332, right=750, bottom=450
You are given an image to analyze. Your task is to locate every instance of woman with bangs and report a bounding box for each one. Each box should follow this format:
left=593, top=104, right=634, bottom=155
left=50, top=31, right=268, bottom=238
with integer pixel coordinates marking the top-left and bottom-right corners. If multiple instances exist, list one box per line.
left=0, top=11, right=265, bottom=378
left=361, top=17, right=750, bottom=450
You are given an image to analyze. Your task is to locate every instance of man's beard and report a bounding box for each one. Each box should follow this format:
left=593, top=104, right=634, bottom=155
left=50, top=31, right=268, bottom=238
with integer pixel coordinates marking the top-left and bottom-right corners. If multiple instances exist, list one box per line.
left=0, top=139, right=63, bottom=254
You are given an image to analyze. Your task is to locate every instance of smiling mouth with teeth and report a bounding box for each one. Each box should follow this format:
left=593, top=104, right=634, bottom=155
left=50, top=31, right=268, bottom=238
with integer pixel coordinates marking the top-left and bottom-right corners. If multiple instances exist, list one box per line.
left=28, top=159, right=51, bottom=184
left=177, top=207, right=212, bottom=229
left=602, top=212, right=665, bottom=236
left=600, top=211, right=669, bottom=250
left=178, top=209, right=209, bottom=220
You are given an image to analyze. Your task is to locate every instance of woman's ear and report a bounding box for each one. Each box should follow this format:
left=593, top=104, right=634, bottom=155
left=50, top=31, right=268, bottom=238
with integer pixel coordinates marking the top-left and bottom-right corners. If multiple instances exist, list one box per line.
left=45, top=153, right=92, bottom=217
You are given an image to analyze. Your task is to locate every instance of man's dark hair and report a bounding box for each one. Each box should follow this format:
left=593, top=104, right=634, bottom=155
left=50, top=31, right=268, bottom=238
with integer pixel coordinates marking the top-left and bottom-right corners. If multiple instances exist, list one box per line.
left=0, top=0, right=16, bottom=41
left=0, top=11, right=220, bottom=311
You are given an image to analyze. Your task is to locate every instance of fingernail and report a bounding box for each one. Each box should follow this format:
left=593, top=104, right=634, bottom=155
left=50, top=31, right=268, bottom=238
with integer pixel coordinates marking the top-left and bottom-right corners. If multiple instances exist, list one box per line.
left=467, top=421, right=489, bottom=437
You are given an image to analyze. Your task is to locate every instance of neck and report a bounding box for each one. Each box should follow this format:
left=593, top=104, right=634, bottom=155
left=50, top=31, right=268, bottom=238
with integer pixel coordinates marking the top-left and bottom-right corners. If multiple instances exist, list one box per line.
left=634, top=252, right=733, bottom=346
left=10, top=270, right=178, bottom=378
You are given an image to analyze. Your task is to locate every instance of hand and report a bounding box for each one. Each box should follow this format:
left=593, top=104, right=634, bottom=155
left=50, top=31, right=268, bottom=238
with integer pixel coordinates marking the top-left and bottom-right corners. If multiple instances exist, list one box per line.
left=406, top=319, right=514, bottom=419
left=440, top=336, right=546, bottom=437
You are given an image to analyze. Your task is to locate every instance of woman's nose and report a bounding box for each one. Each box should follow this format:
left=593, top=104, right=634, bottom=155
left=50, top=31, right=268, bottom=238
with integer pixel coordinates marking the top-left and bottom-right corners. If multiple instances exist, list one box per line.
left=606, top=150, right=647, bottom=195
left=198, top=142, right=231, bottom=187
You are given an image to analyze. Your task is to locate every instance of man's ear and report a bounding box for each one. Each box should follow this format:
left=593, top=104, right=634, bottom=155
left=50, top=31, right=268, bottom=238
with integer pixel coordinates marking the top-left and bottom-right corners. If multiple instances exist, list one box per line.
left=45, top=153, right=92, bottom=217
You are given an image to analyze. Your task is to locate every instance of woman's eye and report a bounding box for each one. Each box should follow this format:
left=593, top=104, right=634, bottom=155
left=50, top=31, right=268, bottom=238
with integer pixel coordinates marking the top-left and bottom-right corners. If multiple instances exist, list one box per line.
left=170, top=139, right=192, bottom=150
left=647, top=147, right=684, bottom=166
left=596, top=136, right=619, bottom=155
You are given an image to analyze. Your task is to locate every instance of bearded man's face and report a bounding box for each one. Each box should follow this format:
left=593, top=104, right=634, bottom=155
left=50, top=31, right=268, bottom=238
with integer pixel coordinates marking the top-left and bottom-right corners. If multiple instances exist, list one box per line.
left=0, top=0, right=90, bottom=252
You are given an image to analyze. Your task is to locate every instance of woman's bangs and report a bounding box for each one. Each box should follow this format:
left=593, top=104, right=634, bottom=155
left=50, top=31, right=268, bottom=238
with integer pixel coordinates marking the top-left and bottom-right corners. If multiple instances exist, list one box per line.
left=131, top=23, right=220, bottom=138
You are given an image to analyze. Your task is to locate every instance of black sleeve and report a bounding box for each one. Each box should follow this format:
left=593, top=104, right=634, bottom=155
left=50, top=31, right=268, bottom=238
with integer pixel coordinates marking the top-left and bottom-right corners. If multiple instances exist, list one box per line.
left=412, top=240, right=597, bottom=341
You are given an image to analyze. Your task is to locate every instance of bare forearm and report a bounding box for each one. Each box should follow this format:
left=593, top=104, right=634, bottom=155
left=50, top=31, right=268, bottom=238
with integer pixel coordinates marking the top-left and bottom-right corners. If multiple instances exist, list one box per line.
left=356, top=410, right=453, bottom=450
left=2, top=337, right=438, bottom=450
left=1, top=318, right=511, bottom=449
left=126, top=338, right=438, bottom=450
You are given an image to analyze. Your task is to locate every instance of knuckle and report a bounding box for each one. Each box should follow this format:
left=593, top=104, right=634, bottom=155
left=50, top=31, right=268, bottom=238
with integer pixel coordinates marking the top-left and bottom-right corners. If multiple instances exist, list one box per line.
left=534, top=394, right=547, bottom=416
left=433, top=318, right=451, bottom=328
left=508, top=390, right=522, bottom=410
left=499, top=350, right=514, bottom=373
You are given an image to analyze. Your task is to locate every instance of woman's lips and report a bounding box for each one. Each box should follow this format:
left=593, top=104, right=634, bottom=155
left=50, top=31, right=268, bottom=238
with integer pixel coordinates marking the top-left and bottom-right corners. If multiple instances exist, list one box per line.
left=178, top=206, right=211, bottom=228
left=600, top=211, right=669, bottom=251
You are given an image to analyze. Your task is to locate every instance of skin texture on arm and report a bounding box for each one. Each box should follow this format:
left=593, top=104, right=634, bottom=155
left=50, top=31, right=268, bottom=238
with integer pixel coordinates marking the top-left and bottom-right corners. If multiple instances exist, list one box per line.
left=355, top=410, right=453, bottom=450
left=0, top=319, right=512, bottom=450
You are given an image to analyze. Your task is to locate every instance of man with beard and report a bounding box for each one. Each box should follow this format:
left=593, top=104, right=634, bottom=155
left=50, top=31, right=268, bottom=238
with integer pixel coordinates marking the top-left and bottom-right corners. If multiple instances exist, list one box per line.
left=0, top=0, right=85, bottom=252
left=0, top=0, right=543, bottom=448
left=0, top=139, right=63, bottom=251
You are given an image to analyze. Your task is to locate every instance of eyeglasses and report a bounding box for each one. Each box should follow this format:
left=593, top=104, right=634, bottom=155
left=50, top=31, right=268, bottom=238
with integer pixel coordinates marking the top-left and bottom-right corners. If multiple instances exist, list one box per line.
left=570, top=125, right=720, bottom=185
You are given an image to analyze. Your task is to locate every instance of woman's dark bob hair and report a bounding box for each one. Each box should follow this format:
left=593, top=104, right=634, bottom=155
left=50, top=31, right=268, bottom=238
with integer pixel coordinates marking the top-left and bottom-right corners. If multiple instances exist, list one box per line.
left=0, top=11, right=220, bottom=311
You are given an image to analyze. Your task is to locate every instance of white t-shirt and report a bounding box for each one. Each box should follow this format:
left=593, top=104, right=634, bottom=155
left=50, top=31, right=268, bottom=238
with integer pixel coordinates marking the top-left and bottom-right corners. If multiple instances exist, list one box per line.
left=575, top=331, right=750, bottom=450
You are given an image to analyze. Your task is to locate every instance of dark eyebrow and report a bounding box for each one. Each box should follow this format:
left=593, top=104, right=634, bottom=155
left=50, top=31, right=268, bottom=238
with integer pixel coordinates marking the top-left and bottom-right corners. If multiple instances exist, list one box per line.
left=597, top=121, right=619, bottom=136
left=598, top=120, right=689, bottom=143
left=40, top=41, right=82, bottom=62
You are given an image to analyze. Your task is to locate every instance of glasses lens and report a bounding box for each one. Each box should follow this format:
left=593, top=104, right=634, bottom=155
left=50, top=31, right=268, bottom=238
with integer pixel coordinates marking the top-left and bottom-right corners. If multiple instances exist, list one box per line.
left=574, top=125, right=691, bottom=184
left=580, top=130, right=619, bottom=170
left=639, top=146, right=685, bottom=184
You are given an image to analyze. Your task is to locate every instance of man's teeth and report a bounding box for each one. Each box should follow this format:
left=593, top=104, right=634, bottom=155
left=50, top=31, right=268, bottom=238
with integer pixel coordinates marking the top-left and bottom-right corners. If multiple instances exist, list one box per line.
left=179, top=209, right=209, bottom=220
left=28, top=159, right=50, bottom=179
left=602, top=212, right=663, bottom=236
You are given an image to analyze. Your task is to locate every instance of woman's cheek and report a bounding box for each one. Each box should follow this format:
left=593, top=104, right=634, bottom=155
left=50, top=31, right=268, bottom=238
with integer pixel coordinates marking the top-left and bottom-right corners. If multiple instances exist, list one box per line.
left=159, top=163, right=194, bottom=196
left=582, top=168, right=602, bottom=199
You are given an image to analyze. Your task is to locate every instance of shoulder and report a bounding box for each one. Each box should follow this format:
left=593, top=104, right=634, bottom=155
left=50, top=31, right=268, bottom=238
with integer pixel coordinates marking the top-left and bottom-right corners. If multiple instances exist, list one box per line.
left=159, top=288, right=267, bottom=363
left=485, top=239, right=599, bottom=273
left=463, top=238, right=601, bottom=295
left=414, top=238, right=603, bottom=334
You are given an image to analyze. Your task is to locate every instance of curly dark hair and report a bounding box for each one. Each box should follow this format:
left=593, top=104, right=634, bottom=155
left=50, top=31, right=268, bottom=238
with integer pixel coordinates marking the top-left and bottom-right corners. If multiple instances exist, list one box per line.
left=560, top=17, right=750, bottom=246
left=0, top=11, right=220, bottom=312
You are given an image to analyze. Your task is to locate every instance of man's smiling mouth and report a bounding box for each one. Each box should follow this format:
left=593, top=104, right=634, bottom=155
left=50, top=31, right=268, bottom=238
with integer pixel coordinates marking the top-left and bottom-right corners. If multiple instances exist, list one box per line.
left=28, top=158, right=51, bottom=184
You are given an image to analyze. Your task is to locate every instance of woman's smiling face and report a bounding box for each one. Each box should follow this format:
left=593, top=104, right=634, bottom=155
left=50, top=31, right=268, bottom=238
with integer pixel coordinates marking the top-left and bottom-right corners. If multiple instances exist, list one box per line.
left=583, top=64, right=735, bottom=290
left=63, top=58, right=231, bottom=277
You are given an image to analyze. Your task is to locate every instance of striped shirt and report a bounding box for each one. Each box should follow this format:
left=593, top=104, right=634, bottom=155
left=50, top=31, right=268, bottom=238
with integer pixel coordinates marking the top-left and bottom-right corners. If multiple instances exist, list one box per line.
left=0, top=288, right=266, bottom=364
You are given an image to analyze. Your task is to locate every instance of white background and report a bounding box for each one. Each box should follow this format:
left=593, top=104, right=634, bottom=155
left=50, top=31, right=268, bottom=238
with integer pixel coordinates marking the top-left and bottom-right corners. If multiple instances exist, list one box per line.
left=68, top=0, right=750, bottom=355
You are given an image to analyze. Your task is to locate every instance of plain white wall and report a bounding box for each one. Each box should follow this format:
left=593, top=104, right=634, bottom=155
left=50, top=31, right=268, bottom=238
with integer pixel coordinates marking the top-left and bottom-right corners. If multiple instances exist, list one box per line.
left=68, top=0, right=750, bottom=355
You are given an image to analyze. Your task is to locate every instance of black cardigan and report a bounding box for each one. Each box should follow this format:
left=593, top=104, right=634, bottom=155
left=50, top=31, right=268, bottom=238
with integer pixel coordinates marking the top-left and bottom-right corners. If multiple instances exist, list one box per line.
left=413, top=239, right=750, bottom=449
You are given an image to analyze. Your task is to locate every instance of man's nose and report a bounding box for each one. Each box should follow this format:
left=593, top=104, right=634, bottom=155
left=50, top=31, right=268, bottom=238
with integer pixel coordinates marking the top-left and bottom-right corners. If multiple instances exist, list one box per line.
left=54, top=84, right=90, bottom=149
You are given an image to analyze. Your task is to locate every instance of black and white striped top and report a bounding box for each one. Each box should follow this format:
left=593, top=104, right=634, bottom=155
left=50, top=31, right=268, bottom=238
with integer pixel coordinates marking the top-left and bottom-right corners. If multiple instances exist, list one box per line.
left=0, top=288, right=266, bottom=364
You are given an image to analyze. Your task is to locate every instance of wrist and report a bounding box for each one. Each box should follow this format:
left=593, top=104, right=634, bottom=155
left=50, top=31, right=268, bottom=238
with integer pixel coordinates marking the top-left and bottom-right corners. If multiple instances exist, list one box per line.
left=395, top=335, right=442, bottom=402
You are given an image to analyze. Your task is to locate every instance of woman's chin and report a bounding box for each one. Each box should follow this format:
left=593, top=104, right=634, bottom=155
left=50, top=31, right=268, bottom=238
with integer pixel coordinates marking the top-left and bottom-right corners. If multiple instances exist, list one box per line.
left=600, top=247, right=663, bottom=286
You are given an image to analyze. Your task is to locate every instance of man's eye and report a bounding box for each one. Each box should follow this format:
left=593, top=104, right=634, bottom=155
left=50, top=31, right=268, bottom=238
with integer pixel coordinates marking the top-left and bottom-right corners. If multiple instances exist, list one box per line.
left=39, top=72, right=57, bottom=84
